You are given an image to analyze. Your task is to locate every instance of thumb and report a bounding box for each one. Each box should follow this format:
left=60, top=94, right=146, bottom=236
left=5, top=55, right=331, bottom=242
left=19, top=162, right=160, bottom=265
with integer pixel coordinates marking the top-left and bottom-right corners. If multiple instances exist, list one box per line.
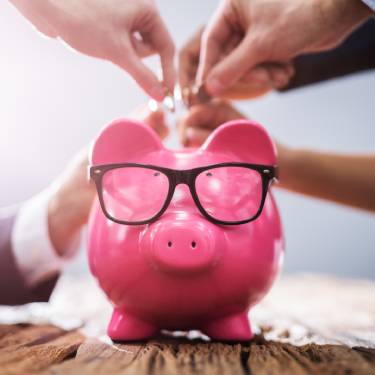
left=197, top=12, right=230, bottom=85
left=113, top=36, right=165, bottom=101
left=146, top=14, right=176, bottom=94
left=205, top=35, right=263, bottom=96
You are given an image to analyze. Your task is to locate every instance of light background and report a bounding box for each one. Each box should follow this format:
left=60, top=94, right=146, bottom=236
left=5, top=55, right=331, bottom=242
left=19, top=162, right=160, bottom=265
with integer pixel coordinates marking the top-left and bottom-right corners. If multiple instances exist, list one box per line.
left=0, top=1, right=374, bottom=279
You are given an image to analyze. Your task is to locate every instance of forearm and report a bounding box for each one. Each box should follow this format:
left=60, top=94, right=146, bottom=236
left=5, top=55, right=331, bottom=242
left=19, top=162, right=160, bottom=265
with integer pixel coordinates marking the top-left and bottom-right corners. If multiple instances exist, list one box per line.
left=47, top=191, right=88, bottom=256
left=46, top=150, right=95, bottom=256
left=277, top=0, right=374, bottom=91
left=0, top=208, right=58, bottom=305
left=277, top=147, right=375, bottom=212
left=281, top=19, right=375, bottom=91
left=324, top=0, right=374, bottom=31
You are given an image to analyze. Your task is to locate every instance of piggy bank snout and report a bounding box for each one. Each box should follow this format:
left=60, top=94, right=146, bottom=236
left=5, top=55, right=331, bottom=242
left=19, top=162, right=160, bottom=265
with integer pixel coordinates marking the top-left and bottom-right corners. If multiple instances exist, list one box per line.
left=143, top=218, right=224, bottom=274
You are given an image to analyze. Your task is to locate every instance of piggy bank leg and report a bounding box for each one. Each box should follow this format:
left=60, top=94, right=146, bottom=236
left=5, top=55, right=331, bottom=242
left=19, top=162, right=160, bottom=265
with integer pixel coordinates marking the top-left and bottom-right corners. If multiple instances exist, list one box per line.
left=108, top=308, right=158, bottom=341
left=201, top=312, right=252, bottom=341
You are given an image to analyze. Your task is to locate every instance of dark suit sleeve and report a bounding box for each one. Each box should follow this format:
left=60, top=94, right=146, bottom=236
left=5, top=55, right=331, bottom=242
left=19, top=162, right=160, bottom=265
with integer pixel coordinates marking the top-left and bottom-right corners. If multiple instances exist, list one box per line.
left=281, top=19, right=375, bottom=91
left=0, top=209, right=58, bottom=305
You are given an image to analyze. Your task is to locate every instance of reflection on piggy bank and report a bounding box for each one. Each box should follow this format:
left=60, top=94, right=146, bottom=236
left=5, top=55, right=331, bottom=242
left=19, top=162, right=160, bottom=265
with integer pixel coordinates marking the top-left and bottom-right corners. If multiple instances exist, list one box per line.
left=88, top=119, right=284, bottom=341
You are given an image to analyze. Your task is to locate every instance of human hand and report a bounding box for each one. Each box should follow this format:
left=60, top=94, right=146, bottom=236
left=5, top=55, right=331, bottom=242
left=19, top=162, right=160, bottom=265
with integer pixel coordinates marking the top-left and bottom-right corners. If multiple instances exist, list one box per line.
left=198, top=0, right=372, bottom=96
left=179, top=27, right=294, bottom=103
left=130, top=100, right=243, bottom=147
left=129, top=102, right=170, bottom=140
left=10, top=0, right=175, bottom=101
left=178, top=100, right=246, bottom=146
left=47, top=102, right=172, bottom=257
left=47, top=149, right=95, bottom=256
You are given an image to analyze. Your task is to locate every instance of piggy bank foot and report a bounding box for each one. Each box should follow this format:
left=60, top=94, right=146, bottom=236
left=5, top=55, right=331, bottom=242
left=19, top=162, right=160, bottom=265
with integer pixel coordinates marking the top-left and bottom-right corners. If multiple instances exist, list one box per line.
left=107, top=309, right=158, bottom=341
left=201, top=313, right=252, bottom=341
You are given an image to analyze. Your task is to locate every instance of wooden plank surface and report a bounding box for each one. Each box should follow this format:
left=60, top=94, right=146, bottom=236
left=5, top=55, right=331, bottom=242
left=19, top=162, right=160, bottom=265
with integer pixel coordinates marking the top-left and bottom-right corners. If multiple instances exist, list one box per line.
left=0, top=274, right=375, bottom=374
left=0, top=324, right=374, bottom=374
left=0, top=324, right=84, bottom=374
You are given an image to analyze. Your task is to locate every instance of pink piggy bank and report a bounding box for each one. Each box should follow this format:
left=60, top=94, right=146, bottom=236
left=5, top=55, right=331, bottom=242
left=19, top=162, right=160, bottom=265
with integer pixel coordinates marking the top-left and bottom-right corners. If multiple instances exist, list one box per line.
left=88, top=119, right=284, bottom=341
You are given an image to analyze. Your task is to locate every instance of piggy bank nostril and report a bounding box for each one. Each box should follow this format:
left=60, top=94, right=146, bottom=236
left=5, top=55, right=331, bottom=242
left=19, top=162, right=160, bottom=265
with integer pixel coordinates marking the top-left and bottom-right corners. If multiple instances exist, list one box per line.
left=167, top=241, right=173, bottom=248
left=191, top=241, right=197, bottom=249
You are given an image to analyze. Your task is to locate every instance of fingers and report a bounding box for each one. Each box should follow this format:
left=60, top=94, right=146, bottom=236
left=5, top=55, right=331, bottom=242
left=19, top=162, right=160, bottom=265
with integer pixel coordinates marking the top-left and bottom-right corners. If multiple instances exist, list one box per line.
left=179, top=103, right=216, bottom=136
left=146, top=105, right=169, bottom=140
left=184, top=127, right=211, bottom=147
left=178, top=27, right=203, bottom=97
left=111, top=10, right=175, bottom=101
left=146, top=14, right=176, bottom=93
left=178, top=100, right=245, bottom=146
left=131, top=33, right=156, bottom=58
left=263, top=62, right=295, bottom=89
left=215, top=61, right=295, bottom=101
left=111, top=35, right=166, bottom=100
left=241, top=67, right=272, bottom=85
left=129, top=102, right=169, bottom=140
left=178, top=40, right=196, bottom=91
left=178, top=26, right=241, bottom=105
left=204, top=34, right=263, bottom=96
left=197, top=1, right=231, bottom=85
left=178, top=104, right=213, bottom=146
left=242, top=62, right=295, bottom=89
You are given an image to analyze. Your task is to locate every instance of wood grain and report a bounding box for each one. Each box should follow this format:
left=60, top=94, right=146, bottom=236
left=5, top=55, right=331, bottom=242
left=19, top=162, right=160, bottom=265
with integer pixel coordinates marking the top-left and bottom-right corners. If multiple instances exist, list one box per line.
left=0, top=324, right=84, bottom=375
left=0, top=324, right=373, bottom=374
left=1, top=274, right=375, bottom=374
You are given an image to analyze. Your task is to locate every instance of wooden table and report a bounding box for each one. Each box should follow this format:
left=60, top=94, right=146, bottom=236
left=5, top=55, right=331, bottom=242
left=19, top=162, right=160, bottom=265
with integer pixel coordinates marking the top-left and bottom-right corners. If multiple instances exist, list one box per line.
left=1, top=274, right=374, bottom=374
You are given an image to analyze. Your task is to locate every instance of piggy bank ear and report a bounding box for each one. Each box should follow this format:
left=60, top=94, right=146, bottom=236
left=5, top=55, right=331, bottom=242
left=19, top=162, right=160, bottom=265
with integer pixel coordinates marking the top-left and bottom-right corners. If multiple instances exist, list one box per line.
left=201, top=120, right=276, bottom=164
left=90, top=119, right=164, bottom=164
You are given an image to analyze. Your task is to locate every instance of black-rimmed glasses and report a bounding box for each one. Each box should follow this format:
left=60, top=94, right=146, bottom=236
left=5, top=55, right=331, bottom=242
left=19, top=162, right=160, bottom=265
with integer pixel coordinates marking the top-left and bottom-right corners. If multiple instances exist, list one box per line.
left=90, top=162, right=277, bottom=226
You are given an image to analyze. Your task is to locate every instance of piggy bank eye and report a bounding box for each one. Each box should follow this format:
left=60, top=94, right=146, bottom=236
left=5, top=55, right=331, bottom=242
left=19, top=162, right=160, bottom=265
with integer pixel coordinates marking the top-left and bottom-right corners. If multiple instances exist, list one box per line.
left=206, top=172, right=213, bottom=177
left=154, top=172, right=160, bottom=177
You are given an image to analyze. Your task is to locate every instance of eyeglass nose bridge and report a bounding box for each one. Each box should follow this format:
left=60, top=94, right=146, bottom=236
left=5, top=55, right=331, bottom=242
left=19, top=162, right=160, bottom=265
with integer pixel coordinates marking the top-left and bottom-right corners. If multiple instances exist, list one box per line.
left=174, top=169, right=192, bottom=186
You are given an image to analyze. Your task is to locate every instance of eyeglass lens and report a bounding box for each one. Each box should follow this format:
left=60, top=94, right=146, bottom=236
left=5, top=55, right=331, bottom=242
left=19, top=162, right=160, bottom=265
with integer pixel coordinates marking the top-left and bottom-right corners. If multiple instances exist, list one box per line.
left=195, top=166, right=263, bottom=222
left=102, top=167, right=169, bottom=222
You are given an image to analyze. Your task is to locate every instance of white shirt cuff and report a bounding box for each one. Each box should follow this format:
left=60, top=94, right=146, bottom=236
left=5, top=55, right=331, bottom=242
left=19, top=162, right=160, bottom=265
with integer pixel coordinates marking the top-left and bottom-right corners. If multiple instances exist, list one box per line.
left=11, top=188, right=81, bottom=287
left=362, top=0, right=375, bottom=12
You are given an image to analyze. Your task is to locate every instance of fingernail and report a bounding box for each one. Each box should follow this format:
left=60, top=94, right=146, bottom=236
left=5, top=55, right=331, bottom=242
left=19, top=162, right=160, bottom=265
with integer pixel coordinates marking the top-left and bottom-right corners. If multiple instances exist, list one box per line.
left=206, top=78, right=225, bottom=96
left=150, top=85, right=165, bottom=101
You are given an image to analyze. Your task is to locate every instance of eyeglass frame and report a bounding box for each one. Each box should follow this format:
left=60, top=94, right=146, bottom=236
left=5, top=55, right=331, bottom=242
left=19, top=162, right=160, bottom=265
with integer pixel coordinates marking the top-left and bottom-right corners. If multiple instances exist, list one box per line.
left=89, top=162, right=278, bottom=226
